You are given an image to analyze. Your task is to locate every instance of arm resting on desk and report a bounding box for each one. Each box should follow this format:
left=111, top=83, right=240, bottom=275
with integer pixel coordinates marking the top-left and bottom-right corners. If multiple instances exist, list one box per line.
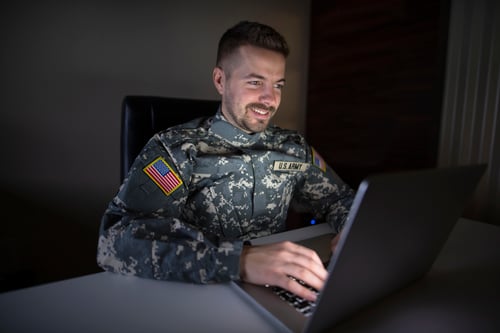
left=97, top=136, right=243, bottom=284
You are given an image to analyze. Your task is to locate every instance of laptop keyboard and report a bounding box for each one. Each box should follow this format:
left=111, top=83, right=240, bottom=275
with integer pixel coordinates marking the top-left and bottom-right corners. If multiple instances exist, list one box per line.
left=271, top=281, right=318, bottom=316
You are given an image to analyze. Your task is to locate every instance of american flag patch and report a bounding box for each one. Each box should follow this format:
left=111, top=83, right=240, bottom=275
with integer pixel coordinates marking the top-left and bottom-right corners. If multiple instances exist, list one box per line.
left=312, top=147, right=327, bottom=172
left=143, top=157, right=182, bottom=195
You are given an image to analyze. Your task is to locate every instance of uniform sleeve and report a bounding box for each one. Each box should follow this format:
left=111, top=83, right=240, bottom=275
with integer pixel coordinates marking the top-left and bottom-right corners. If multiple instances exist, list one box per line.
left=293, top=146, right=355, bottom=233
left=96, top=135, right=243, bottom=283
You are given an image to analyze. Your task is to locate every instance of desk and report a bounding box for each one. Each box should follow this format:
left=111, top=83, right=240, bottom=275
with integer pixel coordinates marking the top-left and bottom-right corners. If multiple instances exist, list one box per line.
left=1, top=218, right=499, bottom=333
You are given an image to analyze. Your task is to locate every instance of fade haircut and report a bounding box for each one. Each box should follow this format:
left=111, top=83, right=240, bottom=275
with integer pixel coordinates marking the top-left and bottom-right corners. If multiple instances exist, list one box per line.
left=216, top=21, right=290, bottom=67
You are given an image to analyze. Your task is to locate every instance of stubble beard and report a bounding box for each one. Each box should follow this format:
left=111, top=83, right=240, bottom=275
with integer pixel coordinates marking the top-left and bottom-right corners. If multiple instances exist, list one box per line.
left=243, top=103, right=276, bottom=133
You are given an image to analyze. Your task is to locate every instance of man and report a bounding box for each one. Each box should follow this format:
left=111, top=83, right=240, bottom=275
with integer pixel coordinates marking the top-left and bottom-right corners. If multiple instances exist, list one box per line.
left=97, top=21, right=354, bottom=302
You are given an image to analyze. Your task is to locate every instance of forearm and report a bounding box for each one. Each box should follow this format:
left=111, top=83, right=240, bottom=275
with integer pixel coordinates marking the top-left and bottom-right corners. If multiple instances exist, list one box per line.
left=325, top=189, right=354, bottom=233
left=97, top=212, right=244, bottom=283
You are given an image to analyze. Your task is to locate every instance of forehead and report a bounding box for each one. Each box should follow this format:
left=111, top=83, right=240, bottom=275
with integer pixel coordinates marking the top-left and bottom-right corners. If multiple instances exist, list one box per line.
left=225, top=45, right=286, bottom=79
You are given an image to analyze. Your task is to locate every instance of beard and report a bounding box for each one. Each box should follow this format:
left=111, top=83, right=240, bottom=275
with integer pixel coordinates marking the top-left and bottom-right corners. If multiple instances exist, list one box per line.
left=242, top=103, right=277, bottom=133
left=221, top=93, right=278, bottom=133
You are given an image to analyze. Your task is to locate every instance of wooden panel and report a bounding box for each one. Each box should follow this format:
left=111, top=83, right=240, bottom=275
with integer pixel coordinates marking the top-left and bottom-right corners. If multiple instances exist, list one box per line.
left=307, top=0, right=450, bottom=187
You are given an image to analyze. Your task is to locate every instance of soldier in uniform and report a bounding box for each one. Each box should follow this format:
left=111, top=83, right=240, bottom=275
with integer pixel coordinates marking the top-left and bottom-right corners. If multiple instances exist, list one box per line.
left=97, top=21, right=354, bottom=302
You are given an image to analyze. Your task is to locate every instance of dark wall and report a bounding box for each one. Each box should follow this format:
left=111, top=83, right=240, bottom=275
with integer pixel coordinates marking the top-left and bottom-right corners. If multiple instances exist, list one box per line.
left=307, top=0, right=450, bottom=188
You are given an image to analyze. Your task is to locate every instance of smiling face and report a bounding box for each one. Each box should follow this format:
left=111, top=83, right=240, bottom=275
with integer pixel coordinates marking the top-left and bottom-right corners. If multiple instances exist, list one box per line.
left=213, top=45, right=286, bottom=133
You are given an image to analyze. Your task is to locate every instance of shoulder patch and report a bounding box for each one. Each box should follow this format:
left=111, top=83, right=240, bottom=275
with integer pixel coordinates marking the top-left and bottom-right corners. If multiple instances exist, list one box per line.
left=143, top=157, right=183, bottom=195
left=311, top=147, right=327, bottom=172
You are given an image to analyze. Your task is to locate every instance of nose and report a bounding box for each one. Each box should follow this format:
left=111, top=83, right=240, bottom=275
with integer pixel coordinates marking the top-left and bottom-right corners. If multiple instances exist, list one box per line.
left=259, top=84, right=279, bottom=107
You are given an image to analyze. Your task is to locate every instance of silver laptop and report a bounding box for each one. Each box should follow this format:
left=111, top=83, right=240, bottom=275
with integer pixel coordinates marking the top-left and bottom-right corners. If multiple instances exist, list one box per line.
left=231, top=164, right=486, bottom=333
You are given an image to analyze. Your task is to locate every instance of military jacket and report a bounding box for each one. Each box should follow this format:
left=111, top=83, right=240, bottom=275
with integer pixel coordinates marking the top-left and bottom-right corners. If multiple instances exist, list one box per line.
left=97, top=110, right=354, bottom=284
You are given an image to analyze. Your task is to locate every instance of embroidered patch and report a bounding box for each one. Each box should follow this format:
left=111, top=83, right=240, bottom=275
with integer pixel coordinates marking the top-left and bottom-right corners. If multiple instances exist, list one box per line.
left=143, top=157, right=182, bottom=196
left=273, top=161, right=309, bottom=172
left=311, top=147, right=327, bottom=172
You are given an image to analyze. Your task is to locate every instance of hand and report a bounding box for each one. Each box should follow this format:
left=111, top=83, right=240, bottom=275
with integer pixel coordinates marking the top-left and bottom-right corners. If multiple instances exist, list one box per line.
left=331, top=232, right=341, bottom=253
left=239, top=241, right=328, bottom=301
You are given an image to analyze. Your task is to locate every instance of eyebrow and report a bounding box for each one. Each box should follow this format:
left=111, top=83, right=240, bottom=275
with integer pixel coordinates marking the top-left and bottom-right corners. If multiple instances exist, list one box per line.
left=244, top=73, right=286, bottom=84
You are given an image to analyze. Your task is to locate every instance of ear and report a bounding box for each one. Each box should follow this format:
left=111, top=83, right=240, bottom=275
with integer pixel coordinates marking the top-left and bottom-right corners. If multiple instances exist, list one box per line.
left=212, top=66, right=225, bottom=95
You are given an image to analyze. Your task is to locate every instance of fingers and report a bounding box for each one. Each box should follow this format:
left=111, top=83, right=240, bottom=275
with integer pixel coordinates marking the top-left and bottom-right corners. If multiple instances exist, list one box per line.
left=278, top=275, right=320, bottom=302
left=277, top=242, right=327, bottom=289
left=240, top=241, right=328, bottom=301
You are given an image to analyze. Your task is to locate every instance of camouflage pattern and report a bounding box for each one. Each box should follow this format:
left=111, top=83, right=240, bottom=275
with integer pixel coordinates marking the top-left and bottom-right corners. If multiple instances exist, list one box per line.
left=97, top=110, right=354, bottom=284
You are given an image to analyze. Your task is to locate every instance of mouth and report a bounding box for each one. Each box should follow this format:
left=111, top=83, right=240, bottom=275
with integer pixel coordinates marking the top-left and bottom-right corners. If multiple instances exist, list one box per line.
left=248, top=104, right=275, bottom=118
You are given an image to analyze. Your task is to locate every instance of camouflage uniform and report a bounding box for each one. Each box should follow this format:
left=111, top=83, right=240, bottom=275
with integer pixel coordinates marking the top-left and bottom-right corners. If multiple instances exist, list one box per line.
left=97, top=110, right=354, bottom=284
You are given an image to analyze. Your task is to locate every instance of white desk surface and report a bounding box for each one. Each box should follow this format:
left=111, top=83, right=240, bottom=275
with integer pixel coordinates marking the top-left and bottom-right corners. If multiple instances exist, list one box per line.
left=0, top=272, right=281, bottom=333
left=1, top=218, right=499, bottom=333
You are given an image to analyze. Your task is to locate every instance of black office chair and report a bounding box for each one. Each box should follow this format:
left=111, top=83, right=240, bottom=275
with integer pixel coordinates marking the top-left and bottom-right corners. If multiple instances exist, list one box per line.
left=120, top=95, right=220, bottom=181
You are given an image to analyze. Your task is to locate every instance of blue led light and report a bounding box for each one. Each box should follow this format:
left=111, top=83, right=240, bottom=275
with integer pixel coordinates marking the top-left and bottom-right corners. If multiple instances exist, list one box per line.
left=310, top=219, right=316, bottom=225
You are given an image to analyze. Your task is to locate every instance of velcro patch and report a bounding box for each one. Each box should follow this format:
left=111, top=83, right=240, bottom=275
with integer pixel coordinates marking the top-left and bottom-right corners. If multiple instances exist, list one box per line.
left=143, top=157, right=183, bottom=195
left=273, top=161, right=309, bottom=172
left=312, top=148, right=327, bottom=172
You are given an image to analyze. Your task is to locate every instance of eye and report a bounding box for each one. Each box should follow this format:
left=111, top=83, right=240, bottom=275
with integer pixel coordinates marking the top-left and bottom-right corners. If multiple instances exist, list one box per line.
left=274, top=82, right=285, bottom=90
left=248, top=80, right=262, bottom=86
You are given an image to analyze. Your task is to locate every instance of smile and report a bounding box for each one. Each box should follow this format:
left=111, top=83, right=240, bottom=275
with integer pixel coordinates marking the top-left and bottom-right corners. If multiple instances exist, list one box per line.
left=248, top=103, right=275, bottom=118
left=251, top=107, right=269, bottom=115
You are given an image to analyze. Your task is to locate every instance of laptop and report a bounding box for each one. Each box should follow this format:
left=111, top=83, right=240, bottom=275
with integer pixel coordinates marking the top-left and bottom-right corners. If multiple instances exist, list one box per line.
left=231, top=164, right=486, bottom=333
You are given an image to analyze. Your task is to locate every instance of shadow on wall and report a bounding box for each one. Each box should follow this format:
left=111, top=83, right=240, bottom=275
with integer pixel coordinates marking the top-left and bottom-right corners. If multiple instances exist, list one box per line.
left=0, top=188, right=103, bottom=292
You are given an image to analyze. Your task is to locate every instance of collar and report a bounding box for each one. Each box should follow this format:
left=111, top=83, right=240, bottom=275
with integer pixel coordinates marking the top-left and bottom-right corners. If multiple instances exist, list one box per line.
left=209, top=109, right=262, bottom=147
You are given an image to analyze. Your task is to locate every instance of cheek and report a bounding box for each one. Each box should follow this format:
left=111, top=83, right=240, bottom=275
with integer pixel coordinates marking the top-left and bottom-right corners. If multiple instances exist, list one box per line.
left=276, top=92, right=282, bottom=105
left=229, top=88, right=252, bottom=107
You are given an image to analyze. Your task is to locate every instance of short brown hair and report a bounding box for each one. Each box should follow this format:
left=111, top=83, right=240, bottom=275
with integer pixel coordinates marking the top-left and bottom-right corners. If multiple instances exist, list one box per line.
left=216, top=21, right=289, bottom=66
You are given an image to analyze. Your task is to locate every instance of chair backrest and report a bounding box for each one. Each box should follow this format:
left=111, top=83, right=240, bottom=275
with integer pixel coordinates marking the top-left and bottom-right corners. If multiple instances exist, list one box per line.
left=121, top=95, right=219, bottom=181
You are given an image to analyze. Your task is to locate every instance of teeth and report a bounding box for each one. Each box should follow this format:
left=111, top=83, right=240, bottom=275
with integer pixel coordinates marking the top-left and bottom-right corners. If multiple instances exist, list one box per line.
left=252, top=107, right=268, bottom=115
